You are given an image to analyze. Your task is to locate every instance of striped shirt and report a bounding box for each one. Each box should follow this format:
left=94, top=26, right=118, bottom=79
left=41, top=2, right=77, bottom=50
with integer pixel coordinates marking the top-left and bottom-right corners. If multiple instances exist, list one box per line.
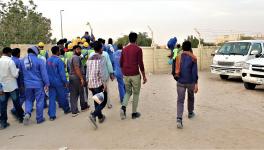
left=86, top=53, right=104, bottom=88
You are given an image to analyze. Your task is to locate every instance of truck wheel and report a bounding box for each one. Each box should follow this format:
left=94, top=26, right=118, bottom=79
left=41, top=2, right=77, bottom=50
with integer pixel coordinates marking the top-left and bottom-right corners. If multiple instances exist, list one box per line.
left=244, top=82, right=256, bottom=90
left=220, top=75, right=229, bottom=80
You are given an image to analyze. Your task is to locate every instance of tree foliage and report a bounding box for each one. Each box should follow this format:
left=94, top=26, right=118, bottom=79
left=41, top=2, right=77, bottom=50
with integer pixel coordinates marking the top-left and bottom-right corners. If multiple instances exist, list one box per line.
left=184, top=35, right=216, bottom=48
left=115, top=32, right=152, bottom=47
left=185, top=35, right=204, bottom=48
left=240, top=36, right=255, bottom=40
left=0, top=0, right=55, bottom=48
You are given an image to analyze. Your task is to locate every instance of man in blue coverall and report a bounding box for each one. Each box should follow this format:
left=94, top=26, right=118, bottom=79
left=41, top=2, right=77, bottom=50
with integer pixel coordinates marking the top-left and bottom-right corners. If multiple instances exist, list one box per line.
left=22, top=46, right=50, bottom=125
left=10, top=48, right=26, bottom=117
left=46, top=46, right=71, bottom=121
left=113, top=44, right=125, bottom=103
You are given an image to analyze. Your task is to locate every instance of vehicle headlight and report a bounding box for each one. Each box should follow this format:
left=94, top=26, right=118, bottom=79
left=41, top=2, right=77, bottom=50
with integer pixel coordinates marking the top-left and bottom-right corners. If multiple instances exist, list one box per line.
left=243, top=63, right=250, bottom=70
left=213, top=60, right=218, bottom=65
left=234, top=61, right=245, bottom=67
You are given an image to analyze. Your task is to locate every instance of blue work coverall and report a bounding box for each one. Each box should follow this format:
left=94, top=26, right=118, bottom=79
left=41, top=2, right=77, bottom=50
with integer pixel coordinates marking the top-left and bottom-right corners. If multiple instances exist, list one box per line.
left=21, top=53, right=50, bottom=123
left=113, top=50, right=125, bottom=103
left=46, top=55, right=70, bottom=118
left=11, top=57, right=26, bottom=107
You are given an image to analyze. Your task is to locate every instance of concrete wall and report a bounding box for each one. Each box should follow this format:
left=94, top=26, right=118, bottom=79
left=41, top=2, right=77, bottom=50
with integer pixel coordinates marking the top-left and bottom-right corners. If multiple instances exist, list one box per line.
left=193, top=46, right=219, bottom=71
left=10, top=44, right=53, bottom=57
left=141, top=47, right=171, bottom=74
left=9, top=44, right=219, bottom=74
left=142, top=46, right=219, bottom=73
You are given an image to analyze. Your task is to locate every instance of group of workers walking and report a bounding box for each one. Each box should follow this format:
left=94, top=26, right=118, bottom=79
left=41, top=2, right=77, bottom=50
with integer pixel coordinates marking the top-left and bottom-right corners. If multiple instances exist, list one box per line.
left=0, top=32, right=148, bottom=130
left=0, top=32, right=198, bottom=130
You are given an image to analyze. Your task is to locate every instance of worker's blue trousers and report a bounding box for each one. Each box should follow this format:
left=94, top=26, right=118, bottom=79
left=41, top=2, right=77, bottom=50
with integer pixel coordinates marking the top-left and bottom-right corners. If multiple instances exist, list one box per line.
left=116, top=76, right=126, bottom=103
left=11, top=88, right=26, bottom=114
left=25, top=88, right=45, bottom=123
left=48, top=86, right=70, bottom=118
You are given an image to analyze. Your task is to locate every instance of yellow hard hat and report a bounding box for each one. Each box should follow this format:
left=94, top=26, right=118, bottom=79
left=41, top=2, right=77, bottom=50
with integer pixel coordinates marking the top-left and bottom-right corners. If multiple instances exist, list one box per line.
left=38, top=42, right=45, bottom=47
left=81, top=38, right=86, bottom=43
left=68, top=43, right=73, bottom=49
left=72, top=41, right=78, bottom=47
left=72, top=39, right=77, bottom=43
left=77, top=38, right=82, bottom=43
left=83, top=42, right=89, bottom=48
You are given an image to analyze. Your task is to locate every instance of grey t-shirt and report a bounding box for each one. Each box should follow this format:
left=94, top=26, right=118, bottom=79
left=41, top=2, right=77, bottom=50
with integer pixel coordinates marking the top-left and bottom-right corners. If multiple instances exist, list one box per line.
left=69, top=54, right=85, bottom=76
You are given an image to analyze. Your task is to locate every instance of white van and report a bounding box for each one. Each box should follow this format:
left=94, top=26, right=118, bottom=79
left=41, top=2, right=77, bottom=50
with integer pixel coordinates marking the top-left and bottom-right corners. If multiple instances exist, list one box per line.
left=242, top=54, right=264, bottom=90
left=211, top=40, right=264, bottom=80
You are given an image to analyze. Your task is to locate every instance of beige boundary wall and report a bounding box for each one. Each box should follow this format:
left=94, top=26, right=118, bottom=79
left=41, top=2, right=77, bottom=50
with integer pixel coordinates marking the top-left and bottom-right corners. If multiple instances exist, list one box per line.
left=193, top=46, right=219, bottom=71
left=10, top=44, right=53, bottom=57
left=10, top=44, right=219, bottom=74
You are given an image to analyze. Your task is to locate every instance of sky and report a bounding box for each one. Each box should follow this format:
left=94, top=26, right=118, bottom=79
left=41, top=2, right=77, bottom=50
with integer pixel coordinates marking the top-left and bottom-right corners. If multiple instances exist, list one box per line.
left=3, top=0, right=264, bottom=44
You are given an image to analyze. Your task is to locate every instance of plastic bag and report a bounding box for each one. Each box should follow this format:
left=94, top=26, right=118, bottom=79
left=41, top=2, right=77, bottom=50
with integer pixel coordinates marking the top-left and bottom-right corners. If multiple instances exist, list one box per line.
left=92, top=92, right=104, bottom=104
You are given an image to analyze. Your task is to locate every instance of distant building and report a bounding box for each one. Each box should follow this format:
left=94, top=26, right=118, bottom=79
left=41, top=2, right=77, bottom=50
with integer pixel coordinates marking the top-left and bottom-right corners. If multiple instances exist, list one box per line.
left=215, top=34, right=264, bottom=44
left=253, top=34, right=264, bottom=40
left=215, top=34, right=245, bottom=44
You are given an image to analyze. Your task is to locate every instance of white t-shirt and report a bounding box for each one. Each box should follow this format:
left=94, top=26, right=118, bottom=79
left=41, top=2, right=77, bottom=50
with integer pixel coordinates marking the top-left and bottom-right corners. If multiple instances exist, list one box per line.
left=0, top=56, right=19, bottom=92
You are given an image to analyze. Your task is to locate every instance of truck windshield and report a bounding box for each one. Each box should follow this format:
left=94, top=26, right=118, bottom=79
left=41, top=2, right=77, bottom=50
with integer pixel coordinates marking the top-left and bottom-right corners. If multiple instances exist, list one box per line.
left=217, top=42, right=251, bottom=55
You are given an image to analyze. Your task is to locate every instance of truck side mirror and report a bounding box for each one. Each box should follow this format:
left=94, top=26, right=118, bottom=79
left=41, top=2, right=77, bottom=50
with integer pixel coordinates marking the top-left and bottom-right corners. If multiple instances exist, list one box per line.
left=250, top=50, right=259, bottom=55
left=211, top=49, right=218, bottom=56
left=256, top=53, right=262, bottom=58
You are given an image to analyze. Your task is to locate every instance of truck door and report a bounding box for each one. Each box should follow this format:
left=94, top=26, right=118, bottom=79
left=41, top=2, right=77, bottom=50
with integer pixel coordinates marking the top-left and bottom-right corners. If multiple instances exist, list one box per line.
left=249, top=43, right=262, bottom=59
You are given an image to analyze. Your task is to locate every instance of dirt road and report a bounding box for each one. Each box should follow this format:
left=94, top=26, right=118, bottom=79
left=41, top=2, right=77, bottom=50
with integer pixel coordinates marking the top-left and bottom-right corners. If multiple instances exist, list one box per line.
left=0, top=72, right=263, bottom=149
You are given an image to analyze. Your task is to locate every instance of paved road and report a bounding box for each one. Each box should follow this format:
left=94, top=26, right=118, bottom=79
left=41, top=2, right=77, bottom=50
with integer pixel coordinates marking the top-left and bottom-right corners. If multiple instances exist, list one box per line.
left=0, top=72, right=263, bottom=149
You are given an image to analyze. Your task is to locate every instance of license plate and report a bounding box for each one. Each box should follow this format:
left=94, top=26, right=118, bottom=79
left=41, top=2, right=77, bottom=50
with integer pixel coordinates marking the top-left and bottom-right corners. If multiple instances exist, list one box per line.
left=257, top=78, right=264, bottom=84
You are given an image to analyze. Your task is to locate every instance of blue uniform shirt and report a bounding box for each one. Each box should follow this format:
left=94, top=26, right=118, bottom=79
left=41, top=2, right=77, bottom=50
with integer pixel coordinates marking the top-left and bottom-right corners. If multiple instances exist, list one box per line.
left=113, top=50, right=123, bottom=78
left=12, top=56, right=24, bottom=87
left=178, top=54, right=198, bottom=84
left=46, top=55, right=68, bottom=87
left=21, top=53, right=50, bottom=89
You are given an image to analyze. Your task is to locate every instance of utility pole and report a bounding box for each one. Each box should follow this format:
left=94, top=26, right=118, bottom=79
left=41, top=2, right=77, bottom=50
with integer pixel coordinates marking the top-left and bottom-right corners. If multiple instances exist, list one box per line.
left=60, top=10, right=64, bottom=39
left=148, top=25, right=155, bottom=73
left=87, top=22, right=93, bottom=35
left=147, top=25, right=154, bottom=47
left=194, top=28, right=202, bottom=71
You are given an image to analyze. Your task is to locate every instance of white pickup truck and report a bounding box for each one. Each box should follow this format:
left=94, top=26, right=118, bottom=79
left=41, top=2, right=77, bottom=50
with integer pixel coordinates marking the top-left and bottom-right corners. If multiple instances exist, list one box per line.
left=211, top=40, right=264, bottom=80
left=242, top=55, right=264, bottom=90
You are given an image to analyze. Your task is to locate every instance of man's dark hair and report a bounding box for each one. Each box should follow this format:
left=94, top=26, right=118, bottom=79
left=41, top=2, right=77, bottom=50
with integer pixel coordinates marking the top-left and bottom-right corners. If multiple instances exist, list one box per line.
left=63, top=38, right=67, bottom=43
left=98, top=38, right=106, bottom=44
left=93, top=41, right=103, bottom=52
left=27, top=48, right=35, bottom=54
left=60, top=48, right=65, bottom=55
left=108, top=38, right=113, bottom=44
left=117, top=43, right=123, bottom=50
left=57, top=40, right=64, bottom=45
left=85, top=31, right=89, bottom=35
left=129, top=32, right=138, bottom=43
left=98, top=38, right=103, bottom=43
left=176, top=44, right=181, bottom=49
left=12, top=48, right=21, bottom=57
left=182, top=41, right=192, bottom=51
left=89, top=42, right=94, bottom=48
left=73, top=45, right=81, bottom=50
left=51, top=46, right=60, bottom=55
left=3, top=47, right=12, bottom=54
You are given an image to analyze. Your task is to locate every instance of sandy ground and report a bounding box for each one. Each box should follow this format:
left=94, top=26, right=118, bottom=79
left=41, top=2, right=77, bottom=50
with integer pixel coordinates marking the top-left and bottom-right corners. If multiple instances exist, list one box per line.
left=0, top=71, right=264, bottom=150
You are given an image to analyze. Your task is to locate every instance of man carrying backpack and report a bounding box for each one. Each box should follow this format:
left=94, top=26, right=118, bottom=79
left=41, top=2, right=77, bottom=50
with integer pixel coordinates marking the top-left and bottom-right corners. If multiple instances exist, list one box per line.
left=174, top=41, right=198, bottom=129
